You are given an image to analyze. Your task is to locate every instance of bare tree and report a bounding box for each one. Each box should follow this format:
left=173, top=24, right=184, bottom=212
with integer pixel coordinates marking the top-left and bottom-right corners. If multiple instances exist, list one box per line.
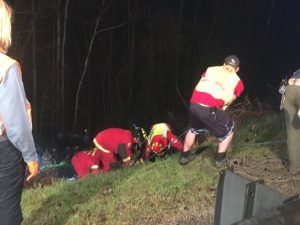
left=127, top=0, right=136, bottom=120
left=72, top=2, right=104, bottom=132
left=55, top=0, right=61, bottom=130
left=100, top=0, right=114, bottom=127
left=61, top=0, right=70, bottom=129
left=261, top=0, right=276, bottom=49
left=31, top=0, right=37, bottom=132
left=72, top=0, right=130, bottom=131
left=205, top=0, right=221, bottom=48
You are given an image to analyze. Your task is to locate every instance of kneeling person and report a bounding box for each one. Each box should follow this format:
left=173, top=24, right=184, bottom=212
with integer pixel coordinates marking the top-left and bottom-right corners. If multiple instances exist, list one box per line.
left=93, top=127, right=144, bottom=172
left=145, top=123, right=183, bottom=160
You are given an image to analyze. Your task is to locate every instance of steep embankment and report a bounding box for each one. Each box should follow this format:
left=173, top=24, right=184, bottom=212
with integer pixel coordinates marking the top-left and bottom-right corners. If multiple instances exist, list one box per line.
left=22, top=112, right=300, bottom=225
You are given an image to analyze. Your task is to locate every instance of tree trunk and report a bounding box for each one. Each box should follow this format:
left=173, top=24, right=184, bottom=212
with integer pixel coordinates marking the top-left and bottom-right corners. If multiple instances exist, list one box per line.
left=31, top=0, right=37, bottom=133
left=106, top=0, right=115, bottom=125
left=127, top=0, right=136, bottom=121
left=73, top=3, right=103, bottom=132
left=205, top=0, right=220, bottom=49
left=261, top=0, right=276, bottom=49
left=61, top=0, right=70, bottom=130
left=172, top=0, right=184, bottom=111
left=56, top=0, right=61, bottom=130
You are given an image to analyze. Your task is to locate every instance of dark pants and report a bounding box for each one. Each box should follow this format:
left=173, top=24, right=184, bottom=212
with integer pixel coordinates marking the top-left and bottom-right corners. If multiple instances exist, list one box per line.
left=189, top=103, right=234, bottom=141
left=0, top=140, right=25, bottom=225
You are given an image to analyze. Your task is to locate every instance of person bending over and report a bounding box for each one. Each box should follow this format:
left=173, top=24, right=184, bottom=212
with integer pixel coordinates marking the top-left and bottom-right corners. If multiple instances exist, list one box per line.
left=93, top=126, right=144, bottom=172
left=180, top=55, right=244, bottom=167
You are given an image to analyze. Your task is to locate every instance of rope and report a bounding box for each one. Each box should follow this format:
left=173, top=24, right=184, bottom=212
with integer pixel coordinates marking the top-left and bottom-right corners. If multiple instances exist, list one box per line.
left=234, top=140, right=286, bottom=148
left=176, top=129, right=189, bottom=139
left=190, top=126, right=286, bottom=149
left=146, top=129, right=189, bottom=161
left=40, top=161, right=69, bottom=171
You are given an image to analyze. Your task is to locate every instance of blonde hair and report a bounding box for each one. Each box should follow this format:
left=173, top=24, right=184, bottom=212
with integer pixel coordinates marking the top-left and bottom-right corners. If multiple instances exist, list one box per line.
left=0, top=0, right=12, bottom=53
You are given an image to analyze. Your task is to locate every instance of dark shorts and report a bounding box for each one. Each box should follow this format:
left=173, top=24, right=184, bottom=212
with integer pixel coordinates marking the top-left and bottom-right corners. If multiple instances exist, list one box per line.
left=0, top=140, right=25, bottom=225
left=189, top=103, right=234, bottom=141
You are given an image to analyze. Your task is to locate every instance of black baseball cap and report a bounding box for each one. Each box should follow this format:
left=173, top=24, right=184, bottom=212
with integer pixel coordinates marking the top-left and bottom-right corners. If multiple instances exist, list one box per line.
left=224, top=55, right=240, bottom=67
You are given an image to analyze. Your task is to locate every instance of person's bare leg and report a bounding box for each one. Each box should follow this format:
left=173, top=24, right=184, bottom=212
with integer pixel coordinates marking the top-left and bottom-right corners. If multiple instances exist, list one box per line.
left=183, top=130, right=196, bottom=152
left=218, top=131, right=234, bottom=154
left=215, top=132, right=234, bottom=167
left=180, top=130, right=196, bottom=165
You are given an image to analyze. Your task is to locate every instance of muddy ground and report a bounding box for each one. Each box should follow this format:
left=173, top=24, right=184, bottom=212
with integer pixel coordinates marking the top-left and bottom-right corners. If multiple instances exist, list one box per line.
left=230, top=154, right=300, bottom=197
left=175, top=153, right=300, bottom=225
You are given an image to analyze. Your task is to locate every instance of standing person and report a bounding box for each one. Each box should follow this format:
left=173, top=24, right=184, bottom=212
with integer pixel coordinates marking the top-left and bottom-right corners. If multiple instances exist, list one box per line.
left=283, top=69, right=300, bottom=174
left=93, top=126, right=145, bottom=172
left=180, top=55, right=244, bottom=167
left=145, top=123, right=183, bottom=160
left=0, top=1, right=39, bottom=224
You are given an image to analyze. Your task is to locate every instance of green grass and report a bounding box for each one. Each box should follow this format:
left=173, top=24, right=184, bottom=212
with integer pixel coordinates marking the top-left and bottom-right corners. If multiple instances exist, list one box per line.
left=22, top=157, right=216, bottom=225
left=21, top=112, right=287, bottom=225
left=233, top=113, right=286, bottom=146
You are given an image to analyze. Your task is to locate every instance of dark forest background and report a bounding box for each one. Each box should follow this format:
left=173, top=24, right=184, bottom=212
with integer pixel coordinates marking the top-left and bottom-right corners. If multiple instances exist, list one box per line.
left=6, top=0, right=300, bottom=140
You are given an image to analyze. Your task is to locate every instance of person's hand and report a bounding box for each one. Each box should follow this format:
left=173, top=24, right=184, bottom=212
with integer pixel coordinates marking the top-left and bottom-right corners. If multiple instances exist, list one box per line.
left=26, top=160, right=39, bottom=182
left=122, top=156, right=132, bottom=167
left=90, top=165, right=101, bottom=175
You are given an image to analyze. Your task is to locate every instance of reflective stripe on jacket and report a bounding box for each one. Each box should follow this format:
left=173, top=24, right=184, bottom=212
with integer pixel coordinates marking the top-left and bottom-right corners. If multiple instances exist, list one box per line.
left=148, top=123, right=170, bottom=143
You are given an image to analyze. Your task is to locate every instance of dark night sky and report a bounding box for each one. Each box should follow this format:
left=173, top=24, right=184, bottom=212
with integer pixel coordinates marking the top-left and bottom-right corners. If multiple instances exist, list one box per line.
left=5, top=0, right=300, bottom=138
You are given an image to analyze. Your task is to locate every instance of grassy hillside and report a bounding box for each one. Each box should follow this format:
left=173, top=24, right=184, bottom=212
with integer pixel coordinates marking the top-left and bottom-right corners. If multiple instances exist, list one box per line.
left=21, top=112, right=288, bottom=225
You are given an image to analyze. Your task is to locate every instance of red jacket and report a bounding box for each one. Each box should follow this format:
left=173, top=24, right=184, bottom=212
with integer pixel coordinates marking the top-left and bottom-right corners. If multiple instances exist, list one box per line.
left=93, top=128, right=134, bottom=172
left=71, top=150, right=102, bottom=178
left=145, top=123, right=183, bottom=159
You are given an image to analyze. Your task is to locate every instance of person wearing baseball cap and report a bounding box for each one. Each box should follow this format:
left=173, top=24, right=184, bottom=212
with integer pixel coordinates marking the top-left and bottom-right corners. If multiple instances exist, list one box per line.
left=224, top=55, right=240, bottom=68
left=180, top=54, right=244, bottom=167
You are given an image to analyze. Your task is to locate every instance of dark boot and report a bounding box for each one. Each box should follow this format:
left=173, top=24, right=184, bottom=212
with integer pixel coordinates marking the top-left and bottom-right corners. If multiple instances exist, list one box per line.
left=179, top=150, right=195, bottom=165
left=215, top=152, right=228, bottom=168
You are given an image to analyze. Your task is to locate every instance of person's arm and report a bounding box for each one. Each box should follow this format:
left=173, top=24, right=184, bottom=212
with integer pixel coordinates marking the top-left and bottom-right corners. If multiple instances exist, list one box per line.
left=144, top=141, right=151, bottom=159
left=223, top=79, right=244, bottom=110
left=117, top=143, right=132, bottom=165
left=0, top=64, right=38, bottom=180
left=166, top=131, right=183, bottom=151
left=222, top=95, right=237, bottom=111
